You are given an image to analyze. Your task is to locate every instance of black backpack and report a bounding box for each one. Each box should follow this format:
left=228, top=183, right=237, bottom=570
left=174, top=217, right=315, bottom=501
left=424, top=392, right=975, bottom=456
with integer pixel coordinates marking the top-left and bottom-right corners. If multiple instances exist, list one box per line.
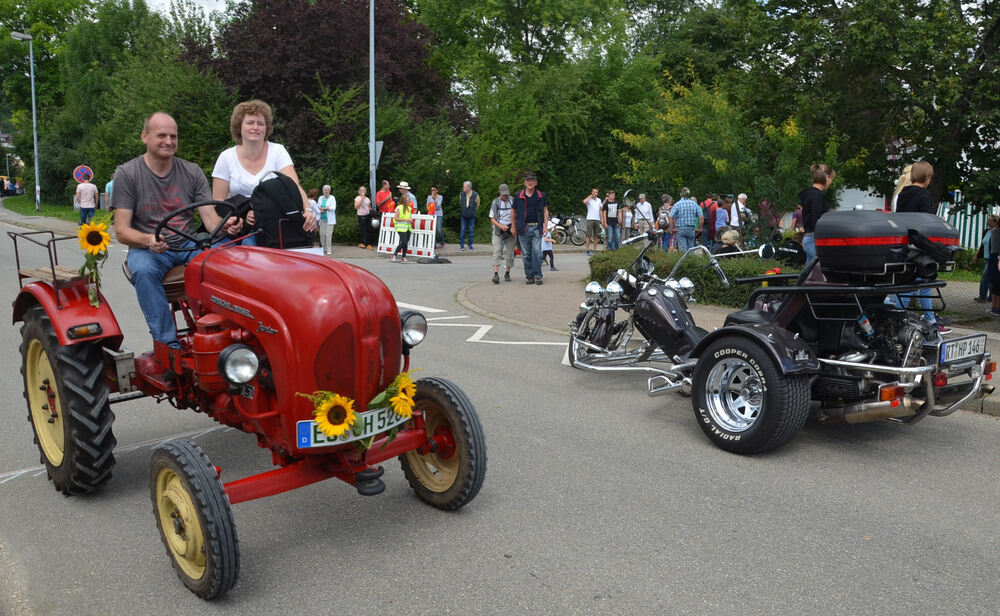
left=251, top=171, right=312, bottom=249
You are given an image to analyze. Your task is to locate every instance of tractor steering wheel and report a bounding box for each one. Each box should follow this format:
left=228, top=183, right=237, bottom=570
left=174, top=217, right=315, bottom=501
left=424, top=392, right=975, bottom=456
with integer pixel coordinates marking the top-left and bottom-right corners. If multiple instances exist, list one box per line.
left=153, top=200, right=241, bottom=251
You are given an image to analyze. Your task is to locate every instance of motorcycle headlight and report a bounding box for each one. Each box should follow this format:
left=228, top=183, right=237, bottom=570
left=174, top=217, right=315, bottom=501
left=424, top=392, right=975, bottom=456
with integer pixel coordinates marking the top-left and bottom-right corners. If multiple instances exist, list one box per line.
left=585, top=281, right=604, bottom=302
left=678, top=277, right=695, bottom=294
left=665, top=279, right=681, bottom=292
left=400, top=311, right=428, bottom=347
left=218, top=344, right=260, bottom=385
left=605, top=280, right=623, bottom=302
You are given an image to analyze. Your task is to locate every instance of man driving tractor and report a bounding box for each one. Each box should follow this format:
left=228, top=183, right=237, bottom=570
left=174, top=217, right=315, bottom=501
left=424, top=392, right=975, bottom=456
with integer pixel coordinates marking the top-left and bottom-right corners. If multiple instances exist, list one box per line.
left=112, top=112, right=244, bottom=347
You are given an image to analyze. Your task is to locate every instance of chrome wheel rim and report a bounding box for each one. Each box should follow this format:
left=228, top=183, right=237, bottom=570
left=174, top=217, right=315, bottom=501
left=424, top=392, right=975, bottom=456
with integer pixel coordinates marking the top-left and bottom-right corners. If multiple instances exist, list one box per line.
left=705, top=357, right=764, bottom=432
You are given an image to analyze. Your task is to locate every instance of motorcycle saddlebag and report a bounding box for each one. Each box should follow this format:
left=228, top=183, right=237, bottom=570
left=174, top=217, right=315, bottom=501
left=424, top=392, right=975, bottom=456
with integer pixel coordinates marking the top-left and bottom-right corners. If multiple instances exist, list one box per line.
left=814, top=210, right=909, bottom=273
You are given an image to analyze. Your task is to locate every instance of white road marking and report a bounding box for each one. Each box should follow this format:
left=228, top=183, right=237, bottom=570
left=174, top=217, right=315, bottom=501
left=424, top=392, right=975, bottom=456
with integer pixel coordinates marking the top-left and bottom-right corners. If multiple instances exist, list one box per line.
left=396, top=302, right=447, bottom=313
left=430, top=322, right=566, bottom=346
left=0, top=425, right=229, bottom=485
left=427, top=315, right=469, bottom=321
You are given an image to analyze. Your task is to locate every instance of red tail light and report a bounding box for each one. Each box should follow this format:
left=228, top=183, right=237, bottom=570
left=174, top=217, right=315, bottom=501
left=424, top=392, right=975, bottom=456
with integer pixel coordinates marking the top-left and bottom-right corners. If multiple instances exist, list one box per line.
left=933, top=372, right=948, bottom=387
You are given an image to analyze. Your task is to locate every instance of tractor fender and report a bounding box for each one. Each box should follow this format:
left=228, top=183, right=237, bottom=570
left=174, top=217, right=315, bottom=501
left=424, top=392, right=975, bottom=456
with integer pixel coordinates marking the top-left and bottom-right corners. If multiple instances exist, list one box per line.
left=690, top=323, right=819, bottom=376
left=12, top=281, right=124, bottom=349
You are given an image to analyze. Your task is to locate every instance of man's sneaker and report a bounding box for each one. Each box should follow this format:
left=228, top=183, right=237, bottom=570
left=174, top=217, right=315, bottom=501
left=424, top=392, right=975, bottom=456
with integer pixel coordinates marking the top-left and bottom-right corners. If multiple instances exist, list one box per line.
left=391, top=255, right=396, bottom=262
left=526, top=277, right=535, bottom=285
left=586, top=250, right=591, bottom=256
left=991, top=309, right=1000, bottom=317
left=504, top=271, right=511, bottom=282
left=936, top=324, right=952, bottom=335
left=459, top=246, right=465, bottom=251
left=535, top=278, right=543, bottom=286
left=550, top=266, right=559, bottom=271
left=401, top=258, right=407, bottom=263
left=492, top=272, right=500, bottom=284
left=469, top=245, right=474, bottom=251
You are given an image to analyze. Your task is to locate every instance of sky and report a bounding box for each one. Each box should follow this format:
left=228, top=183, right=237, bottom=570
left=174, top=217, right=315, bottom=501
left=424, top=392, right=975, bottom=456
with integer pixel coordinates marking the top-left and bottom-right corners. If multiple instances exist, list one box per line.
left=148, top=0, right=227, bottom=14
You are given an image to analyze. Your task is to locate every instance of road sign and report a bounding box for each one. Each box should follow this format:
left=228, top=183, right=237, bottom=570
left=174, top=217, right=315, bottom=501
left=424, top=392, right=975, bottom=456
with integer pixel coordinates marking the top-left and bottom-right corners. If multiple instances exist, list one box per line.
left=73, top=165, right=93, bottom=183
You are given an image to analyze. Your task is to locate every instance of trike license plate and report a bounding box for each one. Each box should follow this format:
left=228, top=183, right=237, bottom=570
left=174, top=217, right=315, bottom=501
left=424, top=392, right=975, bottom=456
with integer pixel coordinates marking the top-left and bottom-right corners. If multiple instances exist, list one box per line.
left=296, top=407, right=409, bottom=449
left=939, top=334, right=987, bottom=365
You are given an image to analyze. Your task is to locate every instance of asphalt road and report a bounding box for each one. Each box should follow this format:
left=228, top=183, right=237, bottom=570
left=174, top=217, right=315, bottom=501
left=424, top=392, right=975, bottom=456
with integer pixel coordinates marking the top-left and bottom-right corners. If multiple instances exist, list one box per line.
left=1, top=222, right=999, bottom=615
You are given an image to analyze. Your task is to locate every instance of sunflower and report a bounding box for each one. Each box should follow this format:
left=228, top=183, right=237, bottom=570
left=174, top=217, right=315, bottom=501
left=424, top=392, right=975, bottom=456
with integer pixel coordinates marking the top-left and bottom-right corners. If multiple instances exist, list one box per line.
left=394, top=372, right=417, bottom=400
left=389, top=391, right=414, bottom=419
left=78, top=222, right=111, bottom=256
left=314, top=393, right=357, bottom=438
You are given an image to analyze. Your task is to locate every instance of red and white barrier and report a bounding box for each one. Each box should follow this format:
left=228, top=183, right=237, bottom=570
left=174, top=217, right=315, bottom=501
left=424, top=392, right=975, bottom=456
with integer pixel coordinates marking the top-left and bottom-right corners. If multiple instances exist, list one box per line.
left=377, top=213, right=437, bottom=259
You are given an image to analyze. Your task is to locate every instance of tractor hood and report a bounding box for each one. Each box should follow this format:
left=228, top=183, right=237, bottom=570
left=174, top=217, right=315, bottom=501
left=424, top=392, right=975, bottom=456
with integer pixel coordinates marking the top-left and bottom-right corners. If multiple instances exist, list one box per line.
left=186, top=246, right=402, bottom=412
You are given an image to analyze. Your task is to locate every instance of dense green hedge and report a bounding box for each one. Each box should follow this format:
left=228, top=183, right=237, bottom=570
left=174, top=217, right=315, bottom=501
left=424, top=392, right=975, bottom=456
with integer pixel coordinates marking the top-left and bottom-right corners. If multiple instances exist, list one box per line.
left=588, top=245, right=798, bottom=309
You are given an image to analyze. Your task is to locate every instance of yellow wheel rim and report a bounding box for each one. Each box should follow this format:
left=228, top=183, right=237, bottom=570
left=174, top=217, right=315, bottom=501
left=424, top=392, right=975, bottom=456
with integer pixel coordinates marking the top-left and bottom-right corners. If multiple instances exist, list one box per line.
left=404, top=404, right=460, bottom=492
left=154, top=467, right=206, bottom=581
left=25, top=339, right=64, bottom=466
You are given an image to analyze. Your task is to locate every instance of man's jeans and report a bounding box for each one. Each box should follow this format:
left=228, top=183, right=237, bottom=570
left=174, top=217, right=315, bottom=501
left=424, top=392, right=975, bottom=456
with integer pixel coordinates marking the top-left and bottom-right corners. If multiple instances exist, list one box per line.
left=518, top=224, right=543, bottom=280
left=606, top=224, right=621, bottom=250
left=460, top=216, right=475, bottom=248
left=802, top=233, right=816, bottom=262
left=127, top=240, right=199, bottom=346
left=677, top=227, right=696, bottom=251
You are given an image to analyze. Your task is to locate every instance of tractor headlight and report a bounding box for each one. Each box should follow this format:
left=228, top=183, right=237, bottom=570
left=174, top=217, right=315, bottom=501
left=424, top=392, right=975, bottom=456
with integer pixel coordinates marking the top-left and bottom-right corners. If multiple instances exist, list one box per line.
left=218, top=344, right=260, bottom=385
left=585, top=281, right=604, bottom=303
left=605, top=280, right=623, bottom=303
left=400, top=311, right=428, bottom=347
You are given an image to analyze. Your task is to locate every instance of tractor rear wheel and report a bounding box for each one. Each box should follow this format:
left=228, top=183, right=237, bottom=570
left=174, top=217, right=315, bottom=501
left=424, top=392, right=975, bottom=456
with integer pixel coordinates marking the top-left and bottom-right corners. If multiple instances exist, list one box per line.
left=400, top=377, right=486, bottom=510
left=20, top=305, right=116, bottom=494
left=151, top=439, right=239, bottom=600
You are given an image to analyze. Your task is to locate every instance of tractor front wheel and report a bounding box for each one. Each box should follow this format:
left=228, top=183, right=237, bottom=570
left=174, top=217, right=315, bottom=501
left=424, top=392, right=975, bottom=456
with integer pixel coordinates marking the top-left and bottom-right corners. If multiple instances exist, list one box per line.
left=20, top=305, right=116, bottom=494
left=400, top=377, right=487, bottom=510
left=151, top=439, right=239, bottom=600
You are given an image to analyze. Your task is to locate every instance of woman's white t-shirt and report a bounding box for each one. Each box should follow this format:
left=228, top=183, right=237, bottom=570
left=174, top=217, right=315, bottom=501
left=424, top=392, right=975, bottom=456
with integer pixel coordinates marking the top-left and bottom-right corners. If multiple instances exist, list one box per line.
left=212, top=142, right=294, bottom=197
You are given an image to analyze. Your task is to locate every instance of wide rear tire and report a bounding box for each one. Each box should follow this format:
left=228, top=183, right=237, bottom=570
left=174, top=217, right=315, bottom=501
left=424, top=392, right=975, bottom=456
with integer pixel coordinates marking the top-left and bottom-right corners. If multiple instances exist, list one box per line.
left=691, top=336, right=810, bottom=454
left=400, top=377, right=486, bottom=510
left=20, top=305, right=116, bottom=494
left=151, top=439, right=239, bottom=600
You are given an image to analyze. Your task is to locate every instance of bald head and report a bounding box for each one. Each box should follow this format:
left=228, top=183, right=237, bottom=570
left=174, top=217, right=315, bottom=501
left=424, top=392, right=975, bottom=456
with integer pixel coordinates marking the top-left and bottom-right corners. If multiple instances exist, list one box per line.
left=141, top=112, right=178, bottom=162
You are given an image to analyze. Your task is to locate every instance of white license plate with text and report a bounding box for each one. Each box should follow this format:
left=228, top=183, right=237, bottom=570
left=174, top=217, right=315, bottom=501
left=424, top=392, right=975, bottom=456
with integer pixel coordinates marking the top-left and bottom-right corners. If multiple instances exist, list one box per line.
left=939, top=335, right=987, bottom=365
left=296, top=407, right=409, bottom=449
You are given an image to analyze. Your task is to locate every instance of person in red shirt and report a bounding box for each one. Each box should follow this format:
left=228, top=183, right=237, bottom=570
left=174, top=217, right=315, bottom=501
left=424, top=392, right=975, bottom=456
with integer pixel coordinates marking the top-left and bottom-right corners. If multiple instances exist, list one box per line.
left=701, top=194, right=717, bottom=247
left=375, top=179, right=395, bottom=214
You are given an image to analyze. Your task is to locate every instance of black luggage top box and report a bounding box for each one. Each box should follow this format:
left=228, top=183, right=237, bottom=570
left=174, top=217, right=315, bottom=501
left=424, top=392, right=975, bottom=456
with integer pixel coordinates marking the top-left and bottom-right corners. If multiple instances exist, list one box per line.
left=814, top=211, right=959, bottom=276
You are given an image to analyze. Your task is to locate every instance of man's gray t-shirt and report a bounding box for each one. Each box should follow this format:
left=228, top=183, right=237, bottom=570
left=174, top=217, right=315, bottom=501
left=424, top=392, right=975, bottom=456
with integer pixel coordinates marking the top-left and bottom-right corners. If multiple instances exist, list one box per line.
left=113, top=155, right=211, bottom=248
left=489, top=196, right=513, bottom=226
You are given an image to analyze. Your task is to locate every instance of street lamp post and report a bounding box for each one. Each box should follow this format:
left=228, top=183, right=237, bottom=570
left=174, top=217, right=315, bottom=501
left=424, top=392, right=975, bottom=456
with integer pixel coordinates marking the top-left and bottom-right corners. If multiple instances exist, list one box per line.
left=11, top=31, right=41, bottom=212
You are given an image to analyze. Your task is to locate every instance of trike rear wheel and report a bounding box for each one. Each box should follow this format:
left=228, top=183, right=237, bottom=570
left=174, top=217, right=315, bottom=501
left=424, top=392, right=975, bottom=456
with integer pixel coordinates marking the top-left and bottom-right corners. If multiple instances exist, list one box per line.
left=400, top=377, right=486, bottom=510
left=151, top=439, right=239, bottom=600
left=20, top=305, right=116, bottom=494
left=691, top=336, right=810, bottom=454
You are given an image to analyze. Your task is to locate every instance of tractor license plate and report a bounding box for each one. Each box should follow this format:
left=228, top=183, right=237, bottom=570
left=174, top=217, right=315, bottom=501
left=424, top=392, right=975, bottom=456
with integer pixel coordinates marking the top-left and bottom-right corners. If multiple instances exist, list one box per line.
left=296, top=407, right=410, bottom=449
left=939, top=334, right=987, bottom=365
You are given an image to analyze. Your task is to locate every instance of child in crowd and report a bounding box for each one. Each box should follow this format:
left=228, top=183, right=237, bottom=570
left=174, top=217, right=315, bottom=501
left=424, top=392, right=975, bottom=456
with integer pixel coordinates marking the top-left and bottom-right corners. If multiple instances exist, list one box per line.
left=542, top=227, right=557, bottom=271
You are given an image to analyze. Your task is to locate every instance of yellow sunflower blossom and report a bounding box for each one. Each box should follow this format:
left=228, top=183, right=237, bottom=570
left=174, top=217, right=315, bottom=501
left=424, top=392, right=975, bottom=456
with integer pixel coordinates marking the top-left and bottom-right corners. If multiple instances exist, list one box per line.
left=389, top=391, right=414, bottom=419
left=394, top=372, right=416, bottom=400
left=78, top=222, right=111, bottom=256
left=313, top=393, right=357, bottom=438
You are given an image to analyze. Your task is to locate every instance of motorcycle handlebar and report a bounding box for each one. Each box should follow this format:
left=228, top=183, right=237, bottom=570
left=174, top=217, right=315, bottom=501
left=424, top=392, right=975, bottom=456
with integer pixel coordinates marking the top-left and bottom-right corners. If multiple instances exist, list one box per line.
left=623, top=229, right=662, bottom=246
left=713, top=260, right=731, bottom=289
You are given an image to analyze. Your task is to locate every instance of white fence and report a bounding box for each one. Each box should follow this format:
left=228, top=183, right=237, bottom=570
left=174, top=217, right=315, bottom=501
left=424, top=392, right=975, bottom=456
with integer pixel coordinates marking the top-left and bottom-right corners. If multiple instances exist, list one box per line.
left=376, top=213, right=437, bottom=258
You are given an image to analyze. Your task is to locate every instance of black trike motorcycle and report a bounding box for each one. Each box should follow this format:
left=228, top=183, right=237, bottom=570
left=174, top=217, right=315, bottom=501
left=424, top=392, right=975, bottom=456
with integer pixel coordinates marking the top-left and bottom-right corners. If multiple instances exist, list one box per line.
left=569, top=211, right=994, bottom=454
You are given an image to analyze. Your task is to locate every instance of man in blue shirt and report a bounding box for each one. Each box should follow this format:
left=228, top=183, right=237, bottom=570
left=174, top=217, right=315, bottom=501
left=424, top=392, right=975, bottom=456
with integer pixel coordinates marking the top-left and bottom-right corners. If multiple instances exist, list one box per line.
left=512, top=172, right=549, bottom=285
left=669, top=187, right=703, bottom=251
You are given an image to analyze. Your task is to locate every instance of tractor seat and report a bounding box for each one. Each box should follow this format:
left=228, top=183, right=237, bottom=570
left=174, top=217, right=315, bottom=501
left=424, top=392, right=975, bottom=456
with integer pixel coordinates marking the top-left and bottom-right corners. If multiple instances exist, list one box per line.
left=122, top=261, right=187, bottom=303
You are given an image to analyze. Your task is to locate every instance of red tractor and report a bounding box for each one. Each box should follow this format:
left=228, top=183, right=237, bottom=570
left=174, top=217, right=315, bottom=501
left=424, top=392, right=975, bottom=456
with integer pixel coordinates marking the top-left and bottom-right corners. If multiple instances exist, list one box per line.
left=10, top=203, right=486, bottom=599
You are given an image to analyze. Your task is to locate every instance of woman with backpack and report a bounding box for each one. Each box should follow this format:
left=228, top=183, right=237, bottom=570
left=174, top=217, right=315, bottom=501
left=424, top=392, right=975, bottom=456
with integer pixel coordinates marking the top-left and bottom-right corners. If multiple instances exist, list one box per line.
left=211, top=99, right=317, bottom=244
